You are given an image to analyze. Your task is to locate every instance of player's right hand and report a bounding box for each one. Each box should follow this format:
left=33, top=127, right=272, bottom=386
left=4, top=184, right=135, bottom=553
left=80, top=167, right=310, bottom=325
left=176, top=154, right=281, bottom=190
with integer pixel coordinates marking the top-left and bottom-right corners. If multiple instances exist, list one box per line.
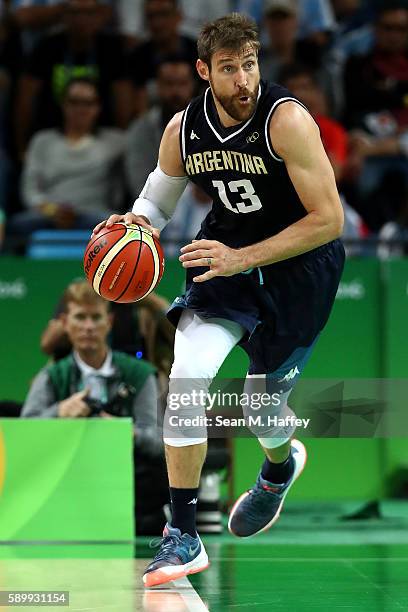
left=58, top=389, right=91, bottom=418
left=92, top=213, right=160, bottom=238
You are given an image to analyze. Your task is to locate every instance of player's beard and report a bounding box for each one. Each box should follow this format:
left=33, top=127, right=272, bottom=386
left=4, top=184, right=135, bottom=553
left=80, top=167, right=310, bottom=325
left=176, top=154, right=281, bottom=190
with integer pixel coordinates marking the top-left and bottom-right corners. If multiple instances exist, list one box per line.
left=210, top=79, right=259, bottom=123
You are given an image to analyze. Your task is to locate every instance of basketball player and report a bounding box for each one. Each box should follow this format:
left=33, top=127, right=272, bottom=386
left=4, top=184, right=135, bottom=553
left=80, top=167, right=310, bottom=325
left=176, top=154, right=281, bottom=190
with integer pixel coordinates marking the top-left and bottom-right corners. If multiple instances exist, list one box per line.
left=93, top=13, right=345, bottom=587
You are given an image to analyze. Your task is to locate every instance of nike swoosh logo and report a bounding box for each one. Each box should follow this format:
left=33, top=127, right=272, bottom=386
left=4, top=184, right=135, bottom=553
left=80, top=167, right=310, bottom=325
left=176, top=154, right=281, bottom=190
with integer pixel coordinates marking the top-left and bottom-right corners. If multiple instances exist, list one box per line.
left=189, top=542, right=200, bottom=556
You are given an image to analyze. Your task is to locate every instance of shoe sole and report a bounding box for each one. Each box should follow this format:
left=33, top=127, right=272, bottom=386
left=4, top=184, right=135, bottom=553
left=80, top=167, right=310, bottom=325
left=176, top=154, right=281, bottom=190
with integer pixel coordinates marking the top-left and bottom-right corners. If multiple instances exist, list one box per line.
left=228, top=439, right=307, bottom=538
left=143, top=541, right=210, bottom=588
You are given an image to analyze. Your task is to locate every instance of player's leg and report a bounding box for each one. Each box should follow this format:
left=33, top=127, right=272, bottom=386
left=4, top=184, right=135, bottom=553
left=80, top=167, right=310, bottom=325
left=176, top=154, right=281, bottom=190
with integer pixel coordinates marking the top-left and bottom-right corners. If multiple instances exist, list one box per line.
left=143, top=309, right=244, bottom=587
left=229, top=240, right=345, bottom=537
left=228, top=347, right=313, bottom=538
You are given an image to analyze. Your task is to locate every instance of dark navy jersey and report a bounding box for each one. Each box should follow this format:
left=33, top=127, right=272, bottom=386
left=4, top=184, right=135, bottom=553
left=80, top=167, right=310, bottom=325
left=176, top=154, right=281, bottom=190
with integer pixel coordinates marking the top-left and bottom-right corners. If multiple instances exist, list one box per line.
left=180, top=80, right=309, bottom=248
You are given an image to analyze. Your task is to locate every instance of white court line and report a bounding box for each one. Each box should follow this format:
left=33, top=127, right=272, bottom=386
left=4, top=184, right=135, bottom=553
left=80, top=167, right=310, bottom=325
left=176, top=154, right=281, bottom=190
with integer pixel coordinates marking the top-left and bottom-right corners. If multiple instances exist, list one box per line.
left=173, top=577, right=208, bottom=611
left=145, top=576, right=208, bottom=611
left=209, top=557, right=408, bottom=562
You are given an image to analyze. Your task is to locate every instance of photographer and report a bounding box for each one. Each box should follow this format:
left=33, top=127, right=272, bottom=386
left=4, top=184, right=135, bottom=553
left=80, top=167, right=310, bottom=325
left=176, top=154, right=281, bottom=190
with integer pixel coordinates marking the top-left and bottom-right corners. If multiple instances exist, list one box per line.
left=21, top=280, right=168, bottom=534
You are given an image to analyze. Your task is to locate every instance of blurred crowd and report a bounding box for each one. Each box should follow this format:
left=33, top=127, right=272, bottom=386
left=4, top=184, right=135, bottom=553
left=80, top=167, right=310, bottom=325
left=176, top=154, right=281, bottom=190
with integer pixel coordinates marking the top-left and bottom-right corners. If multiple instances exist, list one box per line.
left=0, top=0, right=408, bottom=256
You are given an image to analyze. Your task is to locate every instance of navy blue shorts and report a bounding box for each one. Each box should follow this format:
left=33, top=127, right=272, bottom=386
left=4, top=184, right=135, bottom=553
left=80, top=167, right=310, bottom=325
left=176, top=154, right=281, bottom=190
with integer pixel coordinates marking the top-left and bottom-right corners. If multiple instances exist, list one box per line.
left=167, top=239, right=345, bottom=376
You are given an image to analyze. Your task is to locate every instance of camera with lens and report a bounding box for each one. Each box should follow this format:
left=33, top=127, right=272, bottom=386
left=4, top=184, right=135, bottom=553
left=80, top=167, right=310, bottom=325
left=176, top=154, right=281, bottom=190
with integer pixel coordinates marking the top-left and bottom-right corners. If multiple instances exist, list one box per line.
left=84, top=397, right=107, bottom=417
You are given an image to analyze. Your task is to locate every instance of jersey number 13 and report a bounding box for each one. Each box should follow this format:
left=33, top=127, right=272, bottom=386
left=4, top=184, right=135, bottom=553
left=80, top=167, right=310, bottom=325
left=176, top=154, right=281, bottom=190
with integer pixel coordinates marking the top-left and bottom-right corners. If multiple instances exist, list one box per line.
left=212, top=179, right=263, bottom=214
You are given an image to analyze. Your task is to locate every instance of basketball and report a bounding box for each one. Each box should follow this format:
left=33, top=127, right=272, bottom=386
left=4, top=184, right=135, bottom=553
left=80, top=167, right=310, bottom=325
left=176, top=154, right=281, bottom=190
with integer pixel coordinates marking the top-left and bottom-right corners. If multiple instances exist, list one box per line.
left=83, top=222, right=164, bottom=303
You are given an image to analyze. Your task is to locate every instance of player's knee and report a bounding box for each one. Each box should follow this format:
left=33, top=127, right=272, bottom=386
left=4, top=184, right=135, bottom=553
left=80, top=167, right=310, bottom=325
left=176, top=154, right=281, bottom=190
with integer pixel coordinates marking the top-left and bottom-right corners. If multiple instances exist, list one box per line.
left=169, top=351, right=219, bottom=381
left=241, top=373, right=298, bottom=442
left=164, top=372, right=210, bottom=445
left=163, top=401, right=208, bottom=446
left=243, top=400, right=297, bottom=439
left=257, top=435, right=292, bottom=449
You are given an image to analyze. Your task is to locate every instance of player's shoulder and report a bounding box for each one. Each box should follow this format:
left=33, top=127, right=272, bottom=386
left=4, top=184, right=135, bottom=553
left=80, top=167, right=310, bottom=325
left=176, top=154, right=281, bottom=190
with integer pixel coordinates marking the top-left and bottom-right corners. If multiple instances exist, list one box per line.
left=271, top=99, right=311, bottom=131
left=163, top=111, right=184, bottom=141
left=261, top=80, right=314, bottom=134
left=259, top=80, right=305, bottom=116
left=163, top=91, right=202, bottom=138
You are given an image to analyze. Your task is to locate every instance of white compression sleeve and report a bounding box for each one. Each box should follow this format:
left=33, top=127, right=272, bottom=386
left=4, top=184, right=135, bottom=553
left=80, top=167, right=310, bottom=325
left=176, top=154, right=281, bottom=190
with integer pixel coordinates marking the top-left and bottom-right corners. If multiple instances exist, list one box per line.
left=131, top=164, right=188, bottom=230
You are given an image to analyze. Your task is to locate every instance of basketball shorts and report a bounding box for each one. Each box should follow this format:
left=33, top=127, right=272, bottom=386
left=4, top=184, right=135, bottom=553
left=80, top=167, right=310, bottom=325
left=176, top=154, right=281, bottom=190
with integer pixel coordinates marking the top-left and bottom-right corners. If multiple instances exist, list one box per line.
left=167, top=238, right=345, bottom=375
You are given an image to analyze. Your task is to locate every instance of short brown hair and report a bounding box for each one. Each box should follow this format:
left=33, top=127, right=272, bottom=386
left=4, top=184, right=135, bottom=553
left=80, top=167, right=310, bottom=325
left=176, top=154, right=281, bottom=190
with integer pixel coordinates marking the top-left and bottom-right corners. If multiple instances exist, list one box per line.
left=197, top=13, right=260, bottom=68
left=62, top=280, right=110, bottom=312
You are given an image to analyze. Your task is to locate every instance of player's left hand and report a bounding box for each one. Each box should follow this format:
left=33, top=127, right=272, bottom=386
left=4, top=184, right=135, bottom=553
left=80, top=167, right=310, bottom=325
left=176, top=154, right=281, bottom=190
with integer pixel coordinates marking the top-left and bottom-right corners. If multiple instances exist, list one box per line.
left=179, top=239, right=245, bottom=282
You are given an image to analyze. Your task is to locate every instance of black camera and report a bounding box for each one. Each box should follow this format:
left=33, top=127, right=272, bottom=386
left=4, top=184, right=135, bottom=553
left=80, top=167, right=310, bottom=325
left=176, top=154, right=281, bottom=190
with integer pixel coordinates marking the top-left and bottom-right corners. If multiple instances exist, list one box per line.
left=84, top=397, right=106, bottom=417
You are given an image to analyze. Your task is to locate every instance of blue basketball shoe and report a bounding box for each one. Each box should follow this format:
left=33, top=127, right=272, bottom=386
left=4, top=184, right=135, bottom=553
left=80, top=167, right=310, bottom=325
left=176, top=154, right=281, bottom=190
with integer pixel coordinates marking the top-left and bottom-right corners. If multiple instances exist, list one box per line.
left=228, top=439, right=307, bottom=538
left=143, top=524, right=209, bottom=587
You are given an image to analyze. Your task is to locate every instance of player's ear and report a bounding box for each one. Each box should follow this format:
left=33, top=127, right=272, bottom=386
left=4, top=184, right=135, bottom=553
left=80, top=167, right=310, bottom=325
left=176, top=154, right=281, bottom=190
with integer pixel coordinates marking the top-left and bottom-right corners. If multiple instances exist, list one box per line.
left=196, top=59, right=210, bottom=82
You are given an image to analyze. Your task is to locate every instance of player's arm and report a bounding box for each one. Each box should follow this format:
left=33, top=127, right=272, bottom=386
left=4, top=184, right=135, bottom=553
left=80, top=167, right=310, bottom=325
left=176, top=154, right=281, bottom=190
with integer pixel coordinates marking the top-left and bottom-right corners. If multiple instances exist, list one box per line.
left=92, top=112, right=188, bottom=237
left=239, top=102, right=344, bottom=266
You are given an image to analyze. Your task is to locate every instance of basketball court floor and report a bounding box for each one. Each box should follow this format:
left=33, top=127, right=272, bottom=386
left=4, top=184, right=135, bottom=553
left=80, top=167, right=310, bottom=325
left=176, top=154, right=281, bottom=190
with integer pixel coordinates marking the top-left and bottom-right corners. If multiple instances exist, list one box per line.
left=1, top=502, right=407, bottom=612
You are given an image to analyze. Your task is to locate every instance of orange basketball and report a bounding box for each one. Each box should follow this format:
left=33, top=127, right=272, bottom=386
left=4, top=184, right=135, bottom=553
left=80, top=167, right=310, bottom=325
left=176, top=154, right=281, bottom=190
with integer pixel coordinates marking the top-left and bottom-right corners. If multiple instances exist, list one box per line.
left=83, top=223, right=165, bottom=303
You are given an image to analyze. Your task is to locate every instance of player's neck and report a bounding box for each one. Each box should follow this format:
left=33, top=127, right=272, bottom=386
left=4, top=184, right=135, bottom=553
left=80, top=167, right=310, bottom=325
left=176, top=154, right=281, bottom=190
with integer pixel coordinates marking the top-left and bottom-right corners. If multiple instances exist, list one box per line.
left=212, top=97, right=244, bottom=128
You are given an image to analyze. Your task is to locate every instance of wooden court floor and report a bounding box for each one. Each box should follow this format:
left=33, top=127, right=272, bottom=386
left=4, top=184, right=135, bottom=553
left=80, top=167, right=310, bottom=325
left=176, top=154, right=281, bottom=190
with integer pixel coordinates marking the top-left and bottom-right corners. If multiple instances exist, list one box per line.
left=1, top=504, right=408, bottom=611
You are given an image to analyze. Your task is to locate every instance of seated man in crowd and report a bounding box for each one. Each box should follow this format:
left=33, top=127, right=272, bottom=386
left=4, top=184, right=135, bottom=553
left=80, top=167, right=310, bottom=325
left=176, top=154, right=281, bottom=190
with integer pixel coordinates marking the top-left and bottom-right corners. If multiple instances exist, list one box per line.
left=9, top=77, right=125, bottom=235
left=342, top=1, right=408, bottom=229
left=21, top=280, right=168, bottom=535
left=11, top=0, right=113, bottom=54
left=126, top=0, right=197, bottom=116
left=126, top=55, right=212, bottom=256
left=280, top=62, right=369, bottom=254
left=14, top=0, right=131, bottom=158
left=41, top=288, right=175, bottom=395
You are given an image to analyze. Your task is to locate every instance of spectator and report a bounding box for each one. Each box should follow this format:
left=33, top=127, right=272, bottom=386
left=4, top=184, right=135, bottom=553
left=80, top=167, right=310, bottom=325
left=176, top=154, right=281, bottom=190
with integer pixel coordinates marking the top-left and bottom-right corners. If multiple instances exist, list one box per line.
left=280, top=63, right=348, bottom=181
left=126, top=0, right=197, bottom=117
left=11, top=0, right=113, bottom=53
left=14, top=0, right=131, bottom=159
left=21, top=280, right=168, bottom=534
left=40, top=288, right=175, bottom=395
left=115, top=0, right=144, bottom=48
left=259, top=0, right=334, bottom=100
left=346, top=130, right=408, bottom=229
left=331, top=0, right=374, bottom=37
left=343, top=2, right=408, bottom=129
left=126, top=56, right=195, bottom=195
left=297, top=0, right=336, bottom=45
left=9, top=77, right=125, bottom=235
left=0, top=3, right=22, bottom=86
left=259, top=0, right=300, bottom=80
left=116, top=0, right=232, bottom=47
left=237, top=0, right=336, bottom=38
left=125, top=56, right=211, bottom=255
left=280, top=63, right=369, bottom=253
left=0, top=147, right=10, bottom=248
left=0, top=198, right=4, bottom=247
left=234, top=0, right=263, bottom=25
left=343, top=1, right=408, bottom=229
left=326, top=0, right=375, bottom=118
left=0, top=4, right=22, bottom=232
left=378, top=197, right=408, bottom=258
left=160, top=184, right=212, bottom=257
left=178, top=0, right=232, bottom=39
